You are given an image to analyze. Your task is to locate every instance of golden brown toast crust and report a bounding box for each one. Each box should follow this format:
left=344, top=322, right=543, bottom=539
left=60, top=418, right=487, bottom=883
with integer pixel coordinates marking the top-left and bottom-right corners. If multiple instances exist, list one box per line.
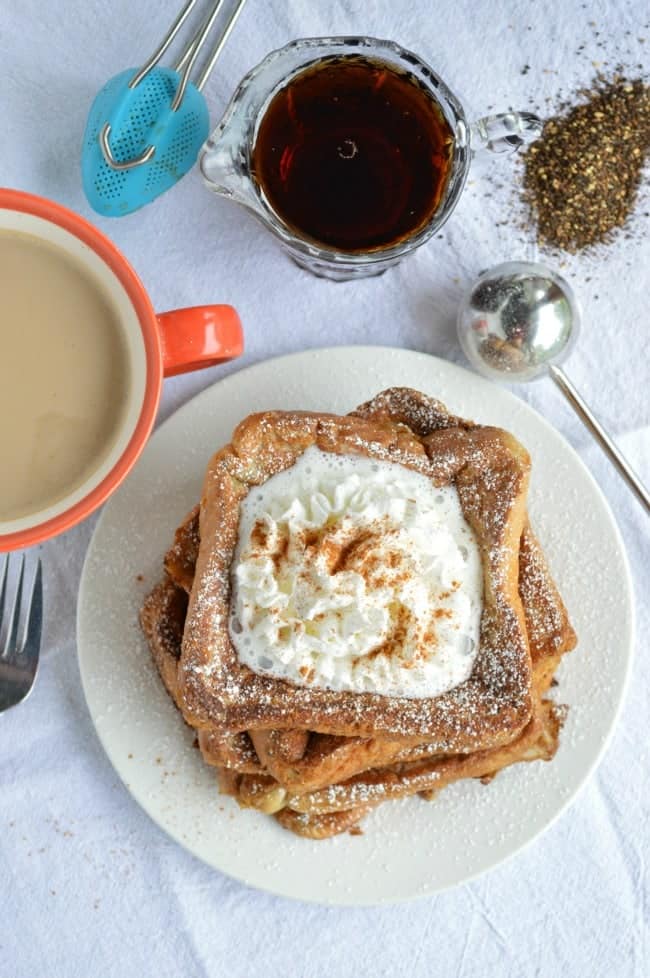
left=140, top=579, right=187, bottom=703
left=236, top=698, right=564, bottom=817
left=164, top=507, right=199, bottom=594
left=179, top=411, right=533, bottom=749
left=140, top=388, right=577, bottom=838
left=162, top=504, right=575, bottom=670
left=141, top=573, right=565, bottom=832
left=140, top=578, right=262, bottom=775
left=157, top=391, right=575, bottom=795
left=141, top=529, right=569, bottom=794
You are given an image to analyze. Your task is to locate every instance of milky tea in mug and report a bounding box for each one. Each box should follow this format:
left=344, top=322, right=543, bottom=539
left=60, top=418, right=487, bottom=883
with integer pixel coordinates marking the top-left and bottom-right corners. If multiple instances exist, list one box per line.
left=0, top=230, right=131, bottom=522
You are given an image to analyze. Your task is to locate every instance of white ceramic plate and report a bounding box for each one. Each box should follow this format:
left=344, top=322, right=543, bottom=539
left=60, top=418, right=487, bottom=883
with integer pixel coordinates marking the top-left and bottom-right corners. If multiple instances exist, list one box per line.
left=77, top=347, right=633, bottom=905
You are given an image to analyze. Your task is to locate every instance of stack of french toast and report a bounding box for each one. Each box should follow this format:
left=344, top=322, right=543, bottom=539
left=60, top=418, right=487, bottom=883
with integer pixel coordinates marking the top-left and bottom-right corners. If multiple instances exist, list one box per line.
left=141, top=388, right=576, bottom=839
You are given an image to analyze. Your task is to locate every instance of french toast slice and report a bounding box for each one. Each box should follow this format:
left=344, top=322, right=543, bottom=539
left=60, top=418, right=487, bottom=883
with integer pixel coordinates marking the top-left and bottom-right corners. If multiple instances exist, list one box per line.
left=178, top=409, right=533, bottom=750
left=140, top=389, right=577, bottom=837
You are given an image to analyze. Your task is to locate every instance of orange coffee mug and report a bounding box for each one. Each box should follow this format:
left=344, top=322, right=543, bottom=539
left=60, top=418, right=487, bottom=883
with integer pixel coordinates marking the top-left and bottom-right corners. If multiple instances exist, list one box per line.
left=0, top=189, right=243, bottom=551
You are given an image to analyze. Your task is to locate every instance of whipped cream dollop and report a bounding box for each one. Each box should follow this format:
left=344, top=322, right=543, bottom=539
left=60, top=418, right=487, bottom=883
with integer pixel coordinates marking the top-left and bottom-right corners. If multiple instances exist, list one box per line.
left=229, top=446, right=483, bottom=699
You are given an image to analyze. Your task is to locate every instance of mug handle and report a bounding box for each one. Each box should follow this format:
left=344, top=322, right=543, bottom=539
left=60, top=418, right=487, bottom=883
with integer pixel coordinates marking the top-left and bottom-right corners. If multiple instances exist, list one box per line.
left=156, top=305, right=244, bottom=377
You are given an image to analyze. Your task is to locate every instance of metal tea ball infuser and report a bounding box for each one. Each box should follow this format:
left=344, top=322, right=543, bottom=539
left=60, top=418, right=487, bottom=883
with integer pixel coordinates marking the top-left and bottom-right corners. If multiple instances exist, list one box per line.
left=457, top=261, right=649, bottom=513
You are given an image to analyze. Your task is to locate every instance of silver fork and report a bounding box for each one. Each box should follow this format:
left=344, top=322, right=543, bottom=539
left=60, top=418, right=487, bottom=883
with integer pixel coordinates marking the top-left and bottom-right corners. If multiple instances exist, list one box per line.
left=0, top=555, right=43, bottom=713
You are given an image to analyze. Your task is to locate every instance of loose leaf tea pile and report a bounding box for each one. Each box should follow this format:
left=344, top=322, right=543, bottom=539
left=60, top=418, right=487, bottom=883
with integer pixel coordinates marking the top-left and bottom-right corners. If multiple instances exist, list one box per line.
left=522, top=77, right=650, bottom=252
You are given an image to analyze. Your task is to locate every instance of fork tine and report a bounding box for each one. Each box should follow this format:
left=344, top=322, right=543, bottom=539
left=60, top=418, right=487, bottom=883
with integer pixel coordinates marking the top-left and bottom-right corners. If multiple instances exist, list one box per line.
left=20, top=559, right=43, bottom=664
left=0, top=554, right=8, bottom=637
left=3, top=554, right=25, bottom=657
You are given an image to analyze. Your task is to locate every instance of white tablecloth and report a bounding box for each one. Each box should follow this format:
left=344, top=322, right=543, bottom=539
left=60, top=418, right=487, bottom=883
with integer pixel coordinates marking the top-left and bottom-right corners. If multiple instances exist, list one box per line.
left=2, top=1, right=649, bottom=975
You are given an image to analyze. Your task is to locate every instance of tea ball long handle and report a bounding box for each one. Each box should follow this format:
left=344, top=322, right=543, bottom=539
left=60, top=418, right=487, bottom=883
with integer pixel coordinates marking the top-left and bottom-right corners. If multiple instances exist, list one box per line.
left=548, top=364, right=650, bottom=513
left=195, top=0, right=248, bottom=92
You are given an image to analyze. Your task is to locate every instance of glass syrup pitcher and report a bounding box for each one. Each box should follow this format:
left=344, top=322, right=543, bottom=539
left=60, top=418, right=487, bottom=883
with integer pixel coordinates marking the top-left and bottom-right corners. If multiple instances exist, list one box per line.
left=200, top=36, right=541, bottom=281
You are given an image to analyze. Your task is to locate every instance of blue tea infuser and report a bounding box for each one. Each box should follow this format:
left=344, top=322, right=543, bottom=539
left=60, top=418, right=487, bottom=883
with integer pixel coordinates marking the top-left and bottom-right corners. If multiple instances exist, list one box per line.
left=81, top=0, right=247, bottom=216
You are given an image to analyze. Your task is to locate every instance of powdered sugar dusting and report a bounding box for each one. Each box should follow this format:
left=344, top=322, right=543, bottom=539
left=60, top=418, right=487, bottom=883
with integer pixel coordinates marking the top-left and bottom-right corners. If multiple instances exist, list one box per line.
left=76, top=350, right=629, bottom=903
left=179, top=406, right=533, bottom=750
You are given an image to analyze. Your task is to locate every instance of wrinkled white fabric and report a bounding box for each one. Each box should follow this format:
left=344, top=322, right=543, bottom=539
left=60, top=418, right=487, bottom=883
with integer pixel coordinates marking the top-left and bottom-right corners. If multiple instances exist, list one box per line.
left=1, top=0, right=648, bottom=976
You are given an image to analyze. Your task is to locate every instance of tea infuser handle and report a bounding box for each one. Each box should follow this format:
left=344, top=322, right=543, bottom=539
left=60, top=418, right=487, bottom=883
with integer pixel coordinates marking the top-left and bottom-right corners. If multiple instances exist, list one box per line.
left=174, top=0, right=248, bottom=93
left=98, top=0, right=199, bottom=171
left=99, top=123, right=156, bottom=171
left=97, top=0, right=248, bottom=172
left=549, top=365, right=650, bottom=514
left=129, top=0, right=198, bottom=90
left=471, top=111, right=542, bottom=155
left=170, top=0, right=227, bottom=111
left=195, top=0, right=248, bottom=92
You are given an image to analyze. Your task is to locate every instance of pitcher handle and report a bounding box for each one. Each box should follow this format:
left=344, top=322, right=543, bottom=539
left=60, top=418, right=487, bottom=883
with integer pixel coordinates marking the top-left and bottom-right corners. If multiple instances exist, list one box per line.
left=471, top=111, right=542, bottom=155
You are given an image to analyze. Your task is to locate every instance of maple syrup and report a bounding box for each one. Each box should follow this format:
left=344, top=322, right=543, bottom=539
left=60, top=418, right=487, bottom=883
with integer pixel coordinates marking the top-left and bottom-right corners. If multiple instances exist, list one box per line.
left=251, top=56, right=455, bottom=253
